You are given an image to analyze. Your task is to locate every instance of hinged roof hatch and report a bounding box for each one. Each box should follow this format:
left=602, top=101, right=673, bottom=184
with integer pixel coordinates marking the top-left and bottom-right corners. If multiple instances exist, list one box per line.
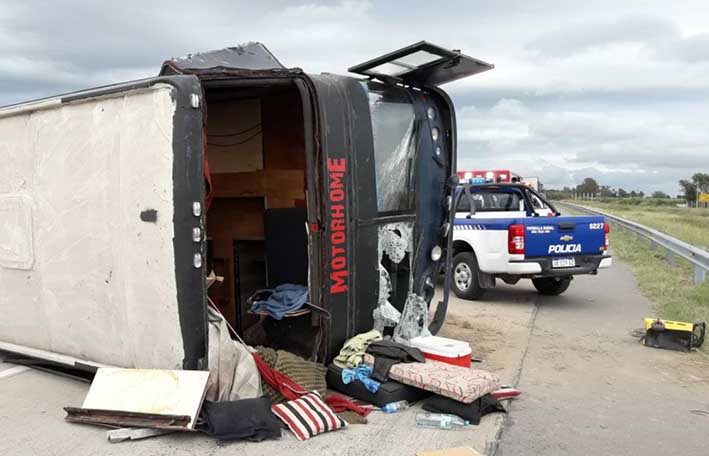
left=160, top=42, right=296, bottom=77
left=348, top=41, right=493, bottom=86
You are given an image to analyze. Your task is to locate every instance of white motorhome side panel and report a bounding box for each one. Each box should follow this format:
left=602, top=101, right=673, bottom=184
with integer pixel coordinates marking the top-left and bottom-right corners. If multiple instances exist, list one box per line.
left=0, top=86, right=190, bottom=368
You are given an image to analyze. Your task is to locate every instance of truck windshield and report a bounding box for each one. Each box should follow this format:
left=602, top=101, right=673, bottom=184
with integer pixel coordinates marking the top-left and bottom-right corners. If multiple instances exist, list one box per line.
left=364, top=82, right=418, bottom=213
left=458, top=189, right=524, bottom=212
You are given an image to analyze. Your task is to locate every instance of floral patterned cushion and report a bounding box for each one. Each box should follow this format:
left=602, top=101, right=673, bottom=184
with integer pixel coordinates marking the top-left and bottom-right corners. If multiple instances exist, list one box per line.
left=363, top=354, right=501, bottom=404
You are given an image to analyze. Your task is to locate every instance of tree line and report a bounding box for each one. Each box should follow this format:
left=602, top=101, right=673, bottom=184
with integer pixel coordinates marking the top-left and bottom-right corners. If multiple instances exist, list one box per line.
left=544, top=173, right=709, bottom=204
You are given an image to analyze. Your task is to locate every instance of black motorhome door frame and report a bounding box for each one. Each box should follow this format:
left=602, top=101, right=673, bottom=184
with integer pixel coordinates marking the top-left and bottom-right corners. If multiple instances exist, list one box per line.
left=309, top=74, right=457, bottom=359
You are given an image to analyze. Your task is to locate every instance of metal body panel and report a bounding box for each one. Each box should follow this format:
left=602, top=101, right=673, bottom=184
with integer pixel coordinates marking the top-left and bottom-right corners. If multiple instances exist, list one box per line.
left=0, top=77, right=206, bottom=370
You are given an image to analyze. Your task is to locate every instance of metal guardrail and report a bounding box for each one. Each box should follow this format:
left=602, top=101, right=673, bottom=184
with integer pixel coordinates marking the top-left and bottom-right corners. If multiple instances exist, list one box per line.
left=557, top=202, right=709, bottom=285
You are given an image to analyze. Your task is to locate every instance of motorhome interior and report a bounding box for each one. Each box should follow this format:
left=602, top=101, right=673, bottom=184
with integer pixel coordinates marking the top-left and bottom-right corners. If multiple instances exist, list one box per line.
left=203, top=84, right=314, bottom=356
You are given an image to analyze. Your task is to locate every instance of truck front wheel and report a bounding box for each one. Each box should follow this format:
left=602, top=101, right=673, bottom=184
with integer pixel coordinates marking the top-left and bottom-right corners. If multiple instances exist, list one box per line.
left=452, top=252, right=484, bottom=300
left=532, top=277, right=572, bottom=296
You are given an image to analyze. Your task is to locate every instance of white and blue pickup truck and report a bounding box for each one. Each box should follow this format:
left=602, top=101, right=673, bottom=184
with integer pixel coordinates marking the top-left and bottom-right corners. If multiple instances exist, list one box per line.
left=451, top=183, right=612, bottom=300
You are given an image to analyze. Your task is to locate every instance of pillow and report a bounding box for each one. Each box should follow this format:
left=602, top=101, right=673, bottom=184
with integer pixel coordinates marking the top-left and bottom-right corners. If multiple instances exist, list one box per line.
left=271, top=392, right=347, bottom=441
left=363, top=354, right=501, bottom=404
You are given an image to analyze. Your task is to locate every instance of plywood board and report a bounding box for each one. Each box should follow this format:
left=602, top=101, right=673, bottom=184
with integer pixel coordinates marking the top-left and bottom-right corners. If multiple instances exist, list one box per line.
left=82, top=368, right=209, bottom=429
left=206, top=98, right=263, bottom=173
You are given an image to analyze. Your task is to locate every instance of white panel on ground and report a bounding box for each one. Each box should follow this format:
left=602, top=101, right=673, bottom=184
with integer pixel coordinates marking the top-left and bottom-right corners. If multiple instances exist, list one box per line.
left=82, top=368, right=209, bottom=430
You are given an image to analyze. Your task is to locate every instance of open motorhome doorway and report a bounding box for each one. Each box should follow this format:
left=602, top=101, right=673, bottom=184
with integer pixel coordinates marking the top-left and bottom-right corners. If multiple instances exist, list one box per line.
left=203, top=82, right=319, bottom=359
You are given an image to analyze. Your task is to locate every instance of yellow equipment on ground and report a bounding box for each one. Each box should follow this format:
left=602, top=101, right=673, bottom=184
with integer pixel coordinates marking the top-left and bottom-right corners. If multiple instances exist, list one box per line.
left=642, top=318, right=706, bottom=352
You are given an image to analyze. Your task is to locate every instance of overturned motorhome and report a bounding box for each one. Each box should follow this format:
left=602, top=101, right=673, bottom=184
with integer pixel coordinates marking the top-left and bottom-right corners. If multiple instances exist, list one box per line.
left=0, top=42, right=493, bottom=370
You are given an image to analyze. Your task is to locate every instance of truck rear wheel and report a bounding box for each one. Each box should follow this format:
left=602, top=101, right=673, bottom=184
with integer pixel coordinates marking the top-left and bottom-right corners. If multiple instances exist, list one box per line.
left=452, top=252, right=484, bottom=300
left=532, top=277, right=571, bottom=296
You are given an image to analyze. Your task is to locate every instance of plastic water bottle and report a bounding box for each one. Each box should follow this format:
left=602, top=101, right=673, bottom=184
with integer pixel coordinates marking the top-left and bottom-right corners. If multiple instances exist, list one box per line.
left=380, top=400, right=410, bottom=413
left=415, top=412, right=469, bottom=430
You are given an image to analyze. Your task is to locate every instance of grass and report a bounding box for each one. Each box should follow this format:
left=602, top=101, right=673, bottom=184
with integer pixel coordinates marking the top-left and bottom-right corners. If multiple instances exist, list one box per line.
left=563, top=205, right=709, bottom=345
left=565, top=200, right=709, bottom=248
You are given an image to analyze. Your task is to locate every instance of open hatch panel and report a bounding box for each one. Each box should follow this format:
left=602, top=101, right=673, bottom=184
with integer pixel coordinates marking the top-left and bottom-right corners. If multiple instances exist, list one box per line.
left=348, top=41, right=494, bottom=86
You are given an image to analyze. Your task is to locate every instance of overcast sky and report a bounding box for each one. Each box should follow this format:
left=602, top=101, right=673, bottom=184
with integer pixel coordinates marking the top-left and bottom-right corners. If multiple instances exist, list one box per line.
left=2, top=0, right=708, bottom=194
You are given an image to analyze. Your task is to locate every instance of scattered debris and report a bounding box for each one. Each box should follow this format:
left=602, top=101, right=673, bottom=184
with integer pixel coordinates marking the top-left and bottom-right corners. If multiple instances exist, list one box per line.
left=64, top=408, right=191, bottom=430
left=409, top=335, right=472, bottom=367
left=639, top=318, right=706, bottom=351
left=416, top=447, right=482, bottom=456
left=106, top=427, right=174, bottom=443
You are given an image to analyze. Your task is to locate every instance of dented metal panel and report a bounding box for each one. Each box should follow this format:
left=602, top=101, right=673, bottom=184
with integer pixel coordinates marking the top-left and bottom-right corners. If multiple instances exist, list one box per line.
left=160, top=42, right=299, bottom=79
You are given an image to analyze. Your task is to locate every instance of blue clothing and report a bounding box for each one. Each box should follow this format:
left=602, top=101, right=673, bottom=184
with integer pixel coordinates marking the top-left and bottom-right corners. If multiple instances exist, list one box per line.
left=249, top=284, right=308, bottom=320
left=341, top=364, right=381, bottom=393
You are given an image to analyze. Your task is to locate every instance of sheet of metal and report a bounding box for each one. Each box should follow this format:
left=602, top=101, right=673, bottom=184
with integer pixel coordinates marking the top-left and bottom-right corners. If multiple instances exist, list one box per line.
left=161, top=42, right=287, bottom=76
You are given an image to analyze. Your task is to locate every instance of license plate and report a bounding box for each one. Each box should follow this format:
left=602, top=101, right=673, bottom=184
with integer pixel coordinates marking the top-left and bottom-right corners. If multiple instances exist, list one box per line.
left=552, top=258, right=576, bottom=268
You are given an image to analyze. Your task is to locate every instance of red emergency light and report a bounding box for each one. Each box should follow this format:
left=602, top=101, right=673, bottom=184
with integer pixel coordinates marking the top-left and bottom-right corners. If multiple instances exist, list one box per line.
left=457, top=169, right=522, bottom=183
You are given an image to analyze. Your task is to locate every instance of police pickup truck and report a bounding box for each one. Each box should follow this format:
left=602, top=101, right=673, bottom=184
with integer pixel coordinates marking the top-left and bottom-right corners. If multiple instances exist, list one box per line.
left=451, top=182, right=612, bottom=300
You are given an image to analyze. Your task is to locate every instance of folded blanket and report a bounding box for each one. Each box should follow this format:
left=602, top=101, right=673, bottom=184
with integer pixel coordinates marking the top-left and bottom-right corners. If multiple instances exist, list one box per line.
left=256, top=347, right=327, bottom=404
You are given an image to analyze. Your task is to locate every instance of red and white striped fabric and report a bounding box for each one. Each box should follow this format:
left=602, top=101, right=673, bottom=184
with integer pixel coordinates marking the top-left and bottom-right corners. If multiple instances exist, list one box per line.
left=271, top=392, right=347, bottom=441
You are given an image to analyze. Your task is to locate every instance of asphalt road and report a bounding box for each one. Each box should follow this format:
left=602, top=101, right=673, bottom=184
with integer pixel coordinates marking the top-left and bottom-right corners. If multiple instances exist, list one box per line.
left=2, top=259, right=708, bottom=455
left=496, top=261, right=709, bottom=455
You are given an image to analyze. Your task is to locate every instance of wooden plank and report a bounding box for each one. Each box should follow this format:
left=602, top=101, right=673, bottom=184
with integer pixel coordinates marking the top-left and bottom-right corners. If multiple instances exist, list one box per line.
left=206, top=98, right=263, bottom=173
left=262, top=91, right=306, bottom=170
left=80, top=368, right=209, bottom=429
left=210, top=170, right=305, bottom=200
left=65, top=407, right=190, bottom=430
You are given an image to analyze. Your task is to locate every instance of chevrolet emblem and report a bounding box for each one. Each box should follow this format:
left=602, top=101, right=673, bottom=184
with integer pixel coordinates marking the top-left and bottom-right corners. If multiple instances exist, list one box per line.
left=560, top=235, right=573, bottom=242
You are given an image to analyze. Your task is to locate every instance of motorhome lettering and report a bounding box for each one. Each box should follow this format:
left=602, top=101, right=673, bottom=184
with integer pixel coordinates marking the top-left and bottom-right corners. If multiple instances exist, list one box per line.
left=328, top=158, right=348, bottom=294
left=0, top=41, right=493, bottom=371
left=548, top=244, right=582, bottom=254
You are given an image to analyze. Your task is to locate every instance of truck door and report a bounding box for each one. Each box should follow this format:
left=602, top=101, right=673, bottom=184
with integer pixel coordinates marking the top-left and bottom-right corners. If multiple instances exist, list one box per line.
left=0, top=76, right=207, bottom=370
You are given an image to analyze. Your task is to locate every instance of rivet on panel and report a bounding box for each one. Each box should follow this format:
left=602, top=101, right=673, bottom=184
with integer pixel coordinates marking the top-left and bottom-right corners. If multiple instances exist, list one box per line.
left=192, top=227, right=202, bottom=243
left=190, top=93, right=201, bottom=109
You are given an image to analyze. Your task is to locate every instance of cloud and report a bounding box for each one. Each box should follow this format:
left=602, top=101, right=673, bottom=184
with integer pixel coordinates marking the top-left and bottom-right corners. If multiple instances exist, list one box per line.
left=527, top=16, right=678, bottom=58
left=0, top=0, right=707, bottom=195
left=456, top=97, right=709, bottom=193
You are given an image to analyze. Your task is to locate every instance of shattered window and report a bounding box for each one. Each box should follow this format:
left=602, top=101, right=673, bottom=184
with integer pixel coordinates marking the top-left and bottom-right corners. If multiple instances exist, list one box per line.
left=373, top=222, right=431, bottom=342
left=365, top=82, right=418, bottom=213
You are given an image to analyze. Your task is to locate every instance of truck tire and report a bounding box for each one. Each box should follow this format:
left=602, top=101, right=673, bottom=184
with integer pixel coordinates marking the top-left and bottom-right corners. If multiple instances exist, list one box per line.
left=532, top=277, right=571, bottom=296
left=452, top=252, right=484, bottom=300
